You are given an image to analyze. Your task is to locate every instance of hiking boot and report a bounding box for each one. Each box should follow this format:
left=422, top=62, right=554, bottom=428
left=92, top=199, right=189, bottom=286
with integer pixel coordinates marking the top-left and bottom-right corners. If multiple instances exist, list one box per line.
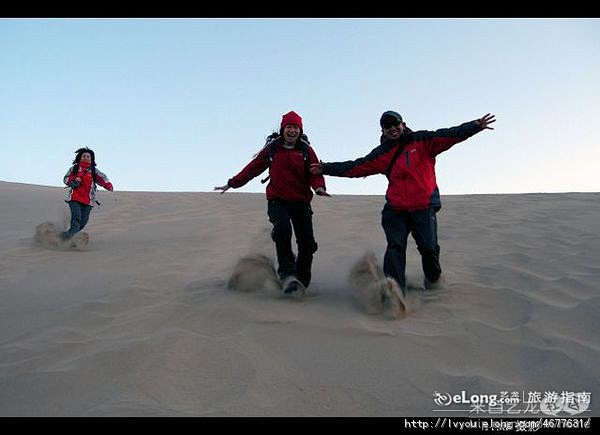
left=424, top=273, right=445, bottom=290
left=281, top=276, right=305, bottom=298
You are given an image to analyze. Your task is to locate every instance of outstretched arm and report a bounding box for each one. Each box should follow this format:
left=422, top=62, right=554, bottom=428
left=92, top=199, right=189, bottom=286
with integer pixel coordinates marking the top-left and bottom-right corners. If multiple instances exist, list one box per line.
left=317, top=144, right=396, bottom=178
left=426, top=113, right=496, bottom=156
left=215, top=147, right=270, bottom=194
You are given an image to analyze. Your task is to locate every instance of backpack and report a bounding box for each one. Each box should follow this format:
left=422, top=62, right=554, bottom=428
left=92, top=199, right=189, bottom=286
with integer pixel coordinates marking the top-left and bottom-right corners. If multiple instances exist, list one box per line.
left=260, top=132, right=311, bottom=184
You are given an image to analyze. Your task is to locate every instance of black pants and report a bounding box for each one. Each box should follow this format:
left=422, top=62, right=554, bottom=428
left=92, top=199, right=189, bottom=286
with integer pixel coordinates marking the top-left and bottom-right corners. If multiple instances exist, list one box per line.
left=381, top=204, right=442, bottom=293
left=267, top=199, right=318, bottom=287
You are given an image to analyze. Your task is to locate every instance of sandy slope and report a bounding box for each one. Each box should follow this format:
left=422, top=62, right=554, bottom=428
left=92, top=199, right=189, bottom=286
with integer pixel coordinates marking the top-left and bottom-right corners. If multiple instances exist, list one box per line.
left=0, top=181, right=598, bottom=416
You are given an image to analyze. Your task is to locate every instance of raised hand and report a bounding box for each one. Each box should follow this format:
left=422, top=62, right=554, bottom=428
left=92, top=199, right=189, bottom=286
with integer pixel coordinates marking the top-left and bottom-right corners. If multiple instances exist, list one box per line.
left=476, top=113, right=496, bottom=130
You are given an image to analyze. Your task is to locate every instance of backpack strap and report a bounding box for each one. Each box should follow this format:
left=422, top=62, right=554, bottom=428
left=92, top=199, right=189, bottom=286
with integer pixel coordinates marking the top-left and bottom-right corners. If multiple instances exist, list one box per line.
left=89, top=167, right=101, bottom=205
left=260, top=133, right=281, bottom=184
left=297, top=136, right=311, bottom=178
left=385, top=144, right=404, bottom=179
left=384, top=131, right=413, bottom=178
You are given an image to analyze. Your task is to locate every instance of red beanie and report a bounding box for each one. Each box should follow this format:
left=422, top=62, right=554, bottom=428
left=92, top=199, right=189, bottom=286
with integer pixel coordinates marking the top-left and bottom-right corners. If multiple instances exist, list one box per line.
left=281, top=111, right=303, bottom=130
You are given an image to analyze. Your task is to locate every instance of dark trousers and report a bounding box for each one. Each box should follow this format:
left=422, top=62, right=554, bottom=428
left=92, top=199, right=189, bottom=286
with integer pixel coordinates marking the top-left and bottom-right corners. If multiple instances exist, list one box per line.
left=65, top=200, right=92, bottom=239
left=381, top=204, right=442, bottom=293
left=267, top=199, right=318, bottom=287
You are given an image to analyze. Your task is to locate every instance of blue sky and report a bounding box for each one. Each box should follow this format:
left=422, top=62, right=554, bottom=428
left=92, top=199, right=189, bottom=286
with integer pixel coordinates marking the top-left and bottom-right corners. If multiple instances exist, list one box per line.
left=1, top=18, right=599, bottom=195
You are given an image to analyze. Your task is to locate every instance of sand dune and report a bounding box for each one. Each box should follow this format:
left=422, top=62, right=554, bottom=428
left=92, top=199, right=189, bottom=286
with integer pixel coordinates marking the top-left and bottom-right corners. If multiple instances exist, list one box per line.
left=0, top=181, right=598, bottom=416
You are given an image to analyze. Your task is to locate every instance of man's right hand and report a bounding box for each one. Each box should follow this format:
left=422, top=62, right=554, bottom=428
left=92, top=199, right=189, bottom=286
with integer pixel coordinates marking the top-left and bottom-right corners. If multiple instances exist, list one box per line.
left=310, top=162, right=324, bottom=175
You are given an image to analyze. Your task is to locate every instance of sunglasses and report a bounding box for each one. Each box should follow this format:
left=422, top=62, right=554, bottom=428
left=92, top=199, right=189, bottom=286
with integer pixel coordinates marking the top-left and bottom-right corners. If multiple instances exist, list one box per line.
left=382, top=120, right=402, bottom=129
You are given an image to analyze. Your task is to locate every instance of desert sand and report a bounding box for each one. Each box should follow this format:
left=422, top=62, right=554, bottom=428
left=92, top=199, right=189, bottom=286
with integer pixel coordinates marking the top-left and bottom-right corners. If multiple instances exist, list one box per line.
left=1, top=180, right=598, bottom=416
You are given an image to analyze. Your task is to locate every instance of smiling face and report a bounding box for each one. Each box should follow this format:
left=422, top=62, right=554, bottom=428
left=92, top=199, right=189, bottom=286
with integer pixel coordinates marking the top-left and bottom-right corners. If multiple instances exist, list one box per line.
left=382, top=121, right=405, bottom=140
left=283, top=124, right=301, bottom=145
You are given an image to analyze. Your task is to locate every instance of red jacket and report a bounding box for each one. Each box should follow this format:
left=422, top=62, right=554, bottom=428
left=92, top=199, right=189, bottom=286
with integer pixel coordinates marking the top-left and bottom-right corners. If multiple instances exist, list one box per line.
left=228, top=140, right=326, bottom=203
left=63, top=161, right=113, bottom=206
left=323, top=121, right=483, bottom=212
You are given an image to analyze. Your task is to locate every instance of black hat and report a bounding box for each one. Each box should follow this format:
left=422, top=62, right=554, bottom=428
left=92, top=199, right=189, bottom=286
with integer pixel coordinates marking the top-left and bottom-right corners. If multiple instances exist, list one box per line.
left=380, top=111, right=403, bottom=128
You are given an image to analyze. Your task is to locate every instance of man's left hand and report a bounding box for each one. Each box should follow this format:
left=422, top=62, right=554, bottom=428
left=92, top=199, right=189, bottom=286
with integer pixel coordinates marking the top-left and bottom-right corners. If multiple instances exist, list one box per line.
left=476, top=113, right=496, bottom=130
